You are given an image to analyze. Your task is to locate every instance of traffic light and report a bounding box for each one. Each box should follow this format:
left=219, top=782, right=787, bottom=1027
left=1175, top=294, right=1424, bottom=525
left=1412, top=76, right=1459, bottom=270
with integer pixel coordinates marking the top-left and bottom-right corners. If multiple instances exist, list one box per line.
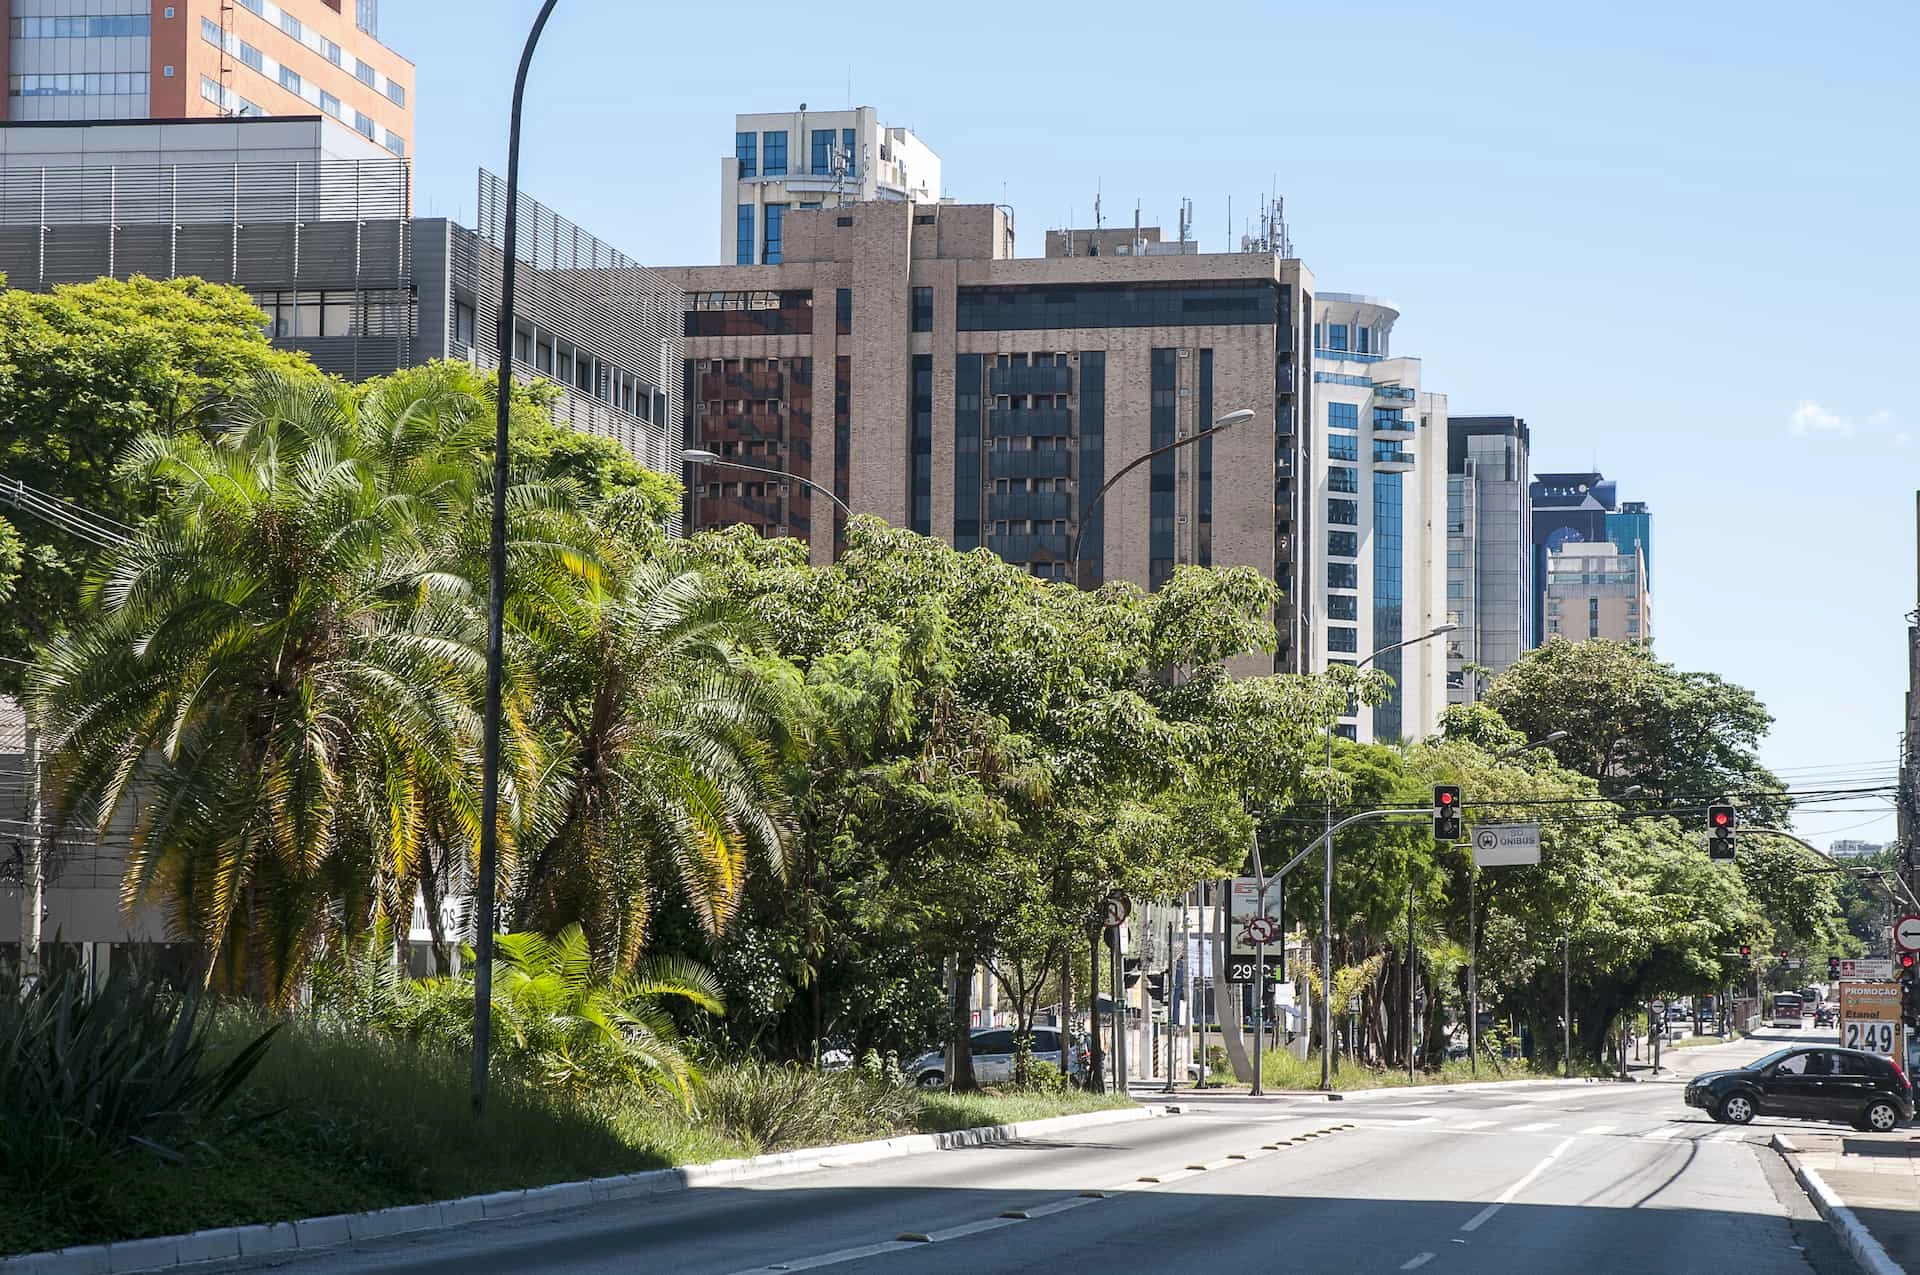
left=1739, top=943, right=1752, bottom=959
left=1777, top=949, right=1789, bottom=961
left=1903, top=953, right=1919, bottom=1028
left=1123, top=957, right=1141, bottom=990
left=1145, top=970, right=1167, bottom=1004
left=1433, top=785, right=1462, bottom=842
left=1707, top=803, right=1737, bottom=860
left=1829, top=956, right=1842, bottom=977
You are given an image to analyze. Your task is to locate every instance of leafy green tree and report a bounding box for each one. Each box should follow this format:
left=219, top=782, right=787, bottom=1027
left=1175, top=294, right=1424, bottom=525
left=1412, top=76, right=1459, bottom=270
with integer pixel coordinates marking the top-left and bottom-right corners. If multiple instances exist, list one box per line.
left=30, top=371, right=535, bottom=1000
left=0, top=276, right=310, bottom=692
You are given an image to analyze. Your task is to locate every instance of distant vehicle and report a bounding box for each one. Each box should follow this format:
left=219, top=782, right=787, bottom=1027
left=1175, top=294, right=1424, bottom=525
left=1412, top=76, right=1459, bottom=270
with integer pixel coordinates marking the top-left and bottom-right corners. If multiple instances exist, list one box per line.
left=1667, top=1004, right=1689, bottom=1022
left=1686, top=1046, right=1911, bottom=1132
left=907, top=1028, right=1086, bottom=1089
left=1815, top=1005, right=1837, bottom=1028
left=1771, top=993, right=1805, bottom=1028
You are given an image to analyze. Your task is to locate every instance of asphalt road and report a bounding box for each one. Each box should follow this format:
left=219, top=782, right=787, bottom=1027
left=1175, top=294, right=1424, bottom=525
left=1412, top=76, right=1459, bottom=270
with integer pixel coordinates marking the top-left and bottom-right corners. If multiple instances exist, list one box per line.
left=246, top=1024, right=1863, bottom=1275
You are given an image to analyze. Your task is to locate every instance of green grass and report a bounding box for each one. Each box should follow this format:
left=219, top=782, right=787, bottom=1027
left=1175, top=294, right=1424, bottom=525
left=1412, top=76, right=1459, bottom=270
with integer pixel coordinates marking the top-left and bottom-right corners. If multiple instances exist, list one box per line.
left=916, top=1089, right=1136, bottom=1132
left=1667, top=1030, right=1745, bottom=1051
left=0, top=1018, right=1132, bottom=1257
left=1242, top=1049, right=1611, bottom=1092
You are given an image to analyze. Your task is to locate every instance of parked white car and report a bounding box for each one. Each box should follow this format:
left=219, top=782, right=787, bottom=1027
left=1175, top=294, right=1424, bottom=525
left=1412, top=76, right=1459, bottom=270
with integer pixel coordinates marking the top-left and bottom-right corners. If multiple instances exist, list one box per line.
left=907, top=1028, right=1084, bottom=1088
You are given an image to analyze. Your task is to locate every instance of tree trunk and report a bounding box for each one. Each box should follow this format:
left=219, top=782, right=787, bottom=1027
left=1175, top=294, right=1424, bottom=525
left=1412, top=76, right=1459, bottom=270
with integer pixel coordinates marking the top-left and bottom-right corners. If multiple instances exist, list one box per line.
left=419, top=846, right=452, bottom=977
left=950, top=952, right=979, bottom=1092
left=1059, top=951, right=1076, bottom=1081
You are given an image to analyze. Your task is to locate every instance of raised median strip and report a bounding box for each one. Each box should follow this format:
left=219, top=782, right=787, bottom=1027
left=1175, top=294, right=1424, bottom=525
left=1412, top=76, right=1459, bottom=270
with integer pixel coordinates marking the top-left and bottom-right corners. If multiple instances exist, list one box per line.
left=1772, top=1133, right=1907, bottom=1275
left=0, top=1106, right=1160, bottom=1275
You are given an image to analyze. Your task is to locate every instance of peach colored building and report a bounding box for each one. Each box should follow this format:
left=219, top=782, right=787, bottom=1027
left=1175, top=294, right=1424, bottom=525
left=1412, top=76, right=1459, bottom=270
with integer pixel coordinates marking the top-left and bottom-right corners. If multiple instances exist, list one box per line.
left=3, top=0, right=410, bottom=158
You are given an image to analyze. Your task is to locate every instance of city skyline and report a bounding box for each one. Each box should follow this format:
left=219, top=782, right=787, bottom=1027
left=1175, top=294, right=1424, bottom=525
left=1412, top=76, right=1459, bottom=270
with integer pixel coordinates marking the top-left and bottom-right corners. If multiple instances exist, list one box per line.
left=301, top=2, right=1920, bottom=846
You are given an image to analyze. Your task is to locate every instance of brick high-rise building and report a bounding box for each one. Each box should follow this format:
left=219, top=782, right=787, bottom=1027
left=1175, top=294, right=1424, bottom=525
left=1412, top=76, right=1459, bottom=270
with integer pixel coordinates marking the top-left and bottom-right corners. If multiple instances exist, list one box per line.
left=2, top=0, right=411, bottom=158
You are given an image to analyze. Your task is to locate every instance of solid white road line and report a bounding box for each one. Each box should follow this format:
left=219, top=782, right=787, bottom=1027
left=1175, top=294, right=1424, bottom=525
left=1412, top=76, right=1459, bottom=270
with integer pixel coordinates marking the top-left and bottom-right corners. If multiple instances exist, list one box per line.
left=1401, top=1254, right=1436, bottom=1270
left=1578, top=1124, right=1615, bottom=1136
left=1452, top=1119, right=1498, bottom=1130
left=1643, top=1125, right=1682, bottom=1140
left=1459, top=1136, right=1578, bottom=1233
left=1513, top=1121, right=1558, bottom=1133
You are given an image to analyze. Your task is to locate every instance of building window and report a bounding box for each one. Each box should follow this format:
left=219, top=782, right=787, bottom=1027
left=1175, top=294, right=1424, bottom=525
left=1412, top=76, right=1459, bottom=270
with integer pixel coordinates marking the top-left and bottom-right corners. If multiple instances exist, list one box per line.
left=1447, top=550, right=1466, bottom=569
left=199, top=75, right=222, bottom=107
left=386, top=81, right=406, bottom=107
left=356, top=59, right=377, bottom=87
left=835, top=215, right=853, bottom=227
left=384, top=130, right=405, bottom=157
left=1328, top=402, right=1358, bottom=431
left=1328, top=531, right=1358, bottom=558
left=762, top=130, right=788, bottom=176
left=835, top=287, right=852, bottom=335
left=762, top=204, right=785, bottom=264
left=1330, top=563, right=1357, bottom=590
left=1328, top=627, right=1358, bottom=653
left=798, top=201, right=822, bottom=210
left=280, top=11, right=302, bottom=38
left=735, top=131, right=757, bottom=178
left=238, top=0, right=263, bottom=13
left=842, top=127, right=857, bottom=177
left=322, top=37, right=342, bottom=66
left=163, top=65, right=175, bottom=78
left=911, top=355, right=933, bottom=535
left=356, top=0, right=378, bottom=36
left=10, top=72, right=150, bottom=97
left=354, top=111, right=376, bottom=139
left=1328, top=498, right=1358, bottom=526
left=239, top=42, right=264, bottom=72
left=453, top=300, right=475, bottom=347
left=1590, top=596, right=1600, bottom=638
left=279, top=66, right=302, bottom=95
left=1326, top=323, right=1348, bottom=351
left=1328, top=466, right=1359, bottom=493
left=811, top=128, right=836, bottom=175
left=1327, top=595, right=1357, bottom=621
left=200, top=16, right=221, bottom=45
left=911, top=287, right=933, bottom=332
left=320, top=90, right=341, bottom=118
left=1329, top=433, right=1359, bottom=461
left=1373, top=471, right=1404, bottom=740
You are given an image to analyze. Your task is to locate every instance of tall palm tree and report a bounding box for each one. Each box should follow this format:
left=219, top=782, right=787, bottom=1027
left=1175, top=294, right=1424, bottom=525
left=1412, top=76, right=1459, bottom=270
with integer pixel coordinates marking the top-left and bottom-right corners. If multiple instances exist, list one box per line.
left=30, top=371, right=534, bottom=1002
left=517, top=551, right=794, bottom=969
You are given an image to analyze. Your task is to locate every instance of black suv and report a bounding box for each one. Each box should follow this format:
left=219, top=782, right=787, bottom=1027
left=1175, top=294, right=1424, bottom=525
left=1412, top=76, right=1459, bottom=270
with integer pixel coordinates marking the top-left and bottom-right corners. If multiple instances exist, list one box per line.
left=1685, top=1046, right=1913, bottom=1132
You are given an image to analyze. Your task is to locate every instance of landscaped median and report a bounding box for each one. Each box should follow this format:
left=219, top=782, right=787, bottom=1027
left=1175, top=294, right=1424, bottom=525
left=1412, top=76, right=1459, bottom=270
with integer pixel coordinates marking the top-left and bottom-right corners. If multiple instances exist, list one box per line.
left=0, top=1007, right=1136, bottom=1266
left=2, top=1103, right=1153, bottom=1275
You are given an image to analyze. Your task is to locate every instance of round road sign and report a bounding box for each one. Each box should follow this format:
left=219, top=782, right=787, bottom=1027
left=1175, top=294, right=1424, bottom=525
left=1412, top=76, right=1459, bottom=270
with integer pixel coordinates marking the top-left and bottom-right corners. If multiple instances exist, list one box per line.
left=1242, top=916, right=1277, bottom=946
left=1101, top=890, right=1132, bottom=929
left=1896, top=915, right=1920, bottom=953
left=1473, top=827, right=1499, bottom=854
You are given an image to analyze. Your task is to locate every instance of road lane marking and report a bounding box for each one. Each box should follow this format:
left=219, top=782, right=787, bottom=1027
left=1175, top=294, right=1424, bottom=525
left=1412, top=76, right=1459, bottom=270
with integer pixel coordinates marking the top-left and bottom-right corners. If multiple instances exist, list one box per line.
left=1643, top=1126, right=1681, bottom=1140
left=1408, top=1116, right=1440, bottom=1126
left=1452, top=1119, right=1497, bottom=1130
left=1513, top=1121, right=1558, bottom=1132
left=1460, top=1136, right=1577, bottom=1233
left=1401, top=1254, right=1436, bottom=1270
left=747, top=1240, right=921, bottom=1271
left=1578, top=1124, right=1615, bottom=1136
left=1707, top=1127, right=1745, bottom=1142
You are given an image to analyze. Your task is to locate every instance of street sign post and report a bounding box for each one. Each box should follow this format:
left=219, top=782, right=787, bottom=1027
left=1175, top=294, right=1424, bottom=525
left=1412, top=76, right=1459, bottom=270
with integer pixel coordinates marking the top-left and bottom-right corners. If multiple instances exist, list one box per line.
left=1472, top=823, right=1542, bottom=867
left=1896, top=915, right=1920, bottom=954
left=1227, top=876, right=1284, bottom=985
left=1833, top=957, right=1895, bottom=981
left=1101, top=890, right=1132, bottom=929
left=1840, top=982, right=1902, bottom=1056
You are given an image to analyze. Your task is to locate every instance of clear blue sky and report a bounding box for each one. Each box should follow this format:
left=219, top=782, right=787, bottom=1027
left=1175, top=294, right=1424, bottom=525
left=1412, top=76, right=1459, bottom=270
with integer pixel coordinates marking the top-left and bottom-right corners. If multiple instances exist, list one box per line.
left=383, top=0, right=1918, bottom=848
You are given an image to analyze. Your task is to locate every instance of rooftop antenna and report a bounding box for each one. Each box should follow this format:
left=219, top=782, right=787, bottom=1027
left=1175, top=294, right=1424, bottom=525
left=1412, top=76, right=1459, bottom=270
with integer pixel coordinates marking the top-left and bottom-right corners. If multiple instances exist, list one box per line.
left=1226, top=195, right=1232, bottom=252
left=1133, top=199, right=1141, bottom=255
left=1178, top=197, right=1192, bottom=245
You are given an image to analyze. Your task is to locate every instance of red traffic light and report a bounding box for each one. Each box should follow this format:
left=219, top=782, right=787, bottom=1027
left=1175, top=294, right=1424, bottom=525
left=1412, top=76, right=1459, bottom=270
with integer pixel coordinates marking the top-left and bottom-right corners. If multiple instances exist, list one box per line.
left=1434, top=785, right=1460, bottom=809
left=1903, top=953, right=1916, bottom=970
left=1711, top=810, right=1731, bottom=828
left=1739, top=944, right=1751, bottom=957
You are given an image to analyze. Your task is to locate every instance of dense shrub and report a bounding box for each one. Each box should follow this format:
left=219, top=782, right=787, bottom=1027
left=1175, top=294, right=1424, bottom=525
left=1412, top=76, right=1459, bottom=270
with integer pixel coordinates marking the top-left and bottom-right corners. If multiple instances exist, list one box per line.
left=697, top=1060, right=918, bottom=1151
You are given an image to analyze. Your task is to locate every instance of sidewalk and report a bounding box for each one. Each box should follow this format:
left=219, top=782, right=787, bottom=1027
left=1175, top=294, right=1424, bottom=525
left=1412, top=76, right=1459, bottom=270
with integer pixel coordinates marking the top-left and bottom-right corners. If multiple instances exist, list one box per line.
left=1774, top=1130, right=1918, bottom=1275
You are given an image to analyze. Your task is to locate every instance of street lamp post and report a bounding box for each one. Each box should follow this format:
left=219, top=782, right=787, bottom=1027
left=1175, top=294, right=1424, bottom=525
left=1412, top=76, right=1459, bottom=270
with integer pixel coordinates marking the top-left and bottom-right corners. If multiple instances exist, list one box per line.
left=1066, top=409, right=1255, bottom=588
left=475, top=0, right=563, bottom=1115
left=1321, top=622, right=1456, bottom=1091
left=681, top=449, right=856, bottom=522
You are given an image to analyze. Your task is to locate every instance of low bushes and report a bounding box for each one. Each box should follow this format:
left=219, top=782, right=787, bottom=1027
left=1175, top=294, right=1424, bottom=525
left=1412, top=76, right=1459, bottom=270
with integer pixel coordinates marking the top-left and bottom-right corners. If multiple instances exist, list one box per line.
left=697, top=1059, right=920, bottom=1149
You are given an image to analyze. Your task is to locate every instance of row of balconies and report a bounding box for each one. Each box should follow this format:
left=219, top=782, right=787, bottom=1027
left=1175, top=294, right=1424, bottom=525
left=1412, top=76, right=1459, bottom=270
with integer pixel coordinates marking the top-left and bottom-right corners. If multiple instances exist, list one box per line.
left=988, top=363, right=1073, bottom=396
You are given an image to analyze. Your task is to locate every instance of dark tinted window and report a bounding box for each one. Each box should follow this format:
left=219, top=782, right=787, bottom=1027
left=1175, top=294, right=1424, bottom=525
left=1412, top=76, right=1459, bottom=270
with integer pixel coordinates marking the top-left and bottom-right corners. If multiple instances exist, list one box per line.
left=971, top=1031, right=1017, bottom=1056
left=1029, top=1030, right=1060, bottom=1052
left=1835, top=1052, right=1888, bottom=1077
left=957, top=281, right=1285, bottom=332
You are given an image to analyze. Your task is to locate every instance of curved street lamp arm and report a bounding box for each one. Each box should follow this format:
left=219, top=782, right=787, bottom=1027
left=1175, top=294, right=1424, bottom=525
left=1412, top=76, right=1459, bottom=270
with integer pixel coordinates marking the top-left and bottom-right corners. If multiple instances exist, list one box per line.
left=1745, top=826, right=1920, bottom=913
left=689, top=456, right=854, bottom=519
left=1066, top=423, right=1231, bottom=584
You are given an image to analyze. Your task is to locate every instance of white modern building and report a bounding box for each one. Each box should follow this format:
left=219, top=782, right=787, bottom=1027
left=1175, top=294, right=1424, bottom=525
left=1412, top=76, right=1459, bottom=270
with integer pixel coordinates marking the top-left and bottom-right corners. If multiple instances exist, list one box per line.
left=723, top=105, right=941, bottom=264
left=1310, top=293, right=1448, bottom=743
left=1446, top=416, right=1533, bottom=704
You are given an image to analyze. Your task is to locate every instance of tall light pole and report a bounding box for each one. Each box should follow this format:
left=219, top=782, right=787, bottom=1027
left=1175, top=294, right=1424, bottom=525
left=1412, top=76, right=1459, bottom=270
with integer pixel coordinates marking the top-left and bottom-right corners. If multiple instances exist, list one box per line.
left=1322, top=622, right=1456, bottom=1090
left=681, top=449, right=856, bottom=522
left=1066, top=408, right=1254, bottom=588
left=475, top=0, right=563, bottom=1114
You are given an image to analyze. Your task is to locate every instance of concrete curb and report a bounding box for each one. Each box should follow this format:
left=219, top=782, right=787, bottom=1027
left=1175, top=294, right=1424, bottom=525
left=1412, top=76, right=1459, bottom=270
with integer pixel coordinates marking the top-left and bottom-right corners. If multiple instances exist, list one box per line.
left=1, top=1106, right=1157, bottom=1275
left=1143, top=1076, right=1631, bottom=1106
left=1771, top=1133, right=1907, bottom=1275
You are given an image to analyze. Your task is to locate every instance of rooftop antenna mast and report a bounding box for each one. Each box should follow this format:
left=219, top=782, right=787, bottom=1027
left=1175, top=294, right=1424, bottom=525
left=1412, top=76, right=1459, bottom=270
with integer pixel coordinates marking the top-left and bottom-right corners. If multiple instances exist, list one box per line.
left=1178, top=197, right=1192, bottom=246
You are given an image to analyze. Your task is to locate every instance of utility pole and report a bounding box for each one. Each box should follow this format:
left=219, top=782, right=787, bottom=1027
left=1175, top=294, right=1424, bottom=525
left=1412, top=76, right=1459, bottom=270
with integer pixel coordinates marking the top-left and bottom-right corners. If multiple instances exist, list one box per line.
left=1563, top=938, right=1572, bottom=1078
left=19, top=717, right=42, bottom=984
left=1087, top=928, right=1104, bottom=1093
left=1109, top=927, right=1127, bottom=1092
left=1406, top=878, right=1416, bottom=1082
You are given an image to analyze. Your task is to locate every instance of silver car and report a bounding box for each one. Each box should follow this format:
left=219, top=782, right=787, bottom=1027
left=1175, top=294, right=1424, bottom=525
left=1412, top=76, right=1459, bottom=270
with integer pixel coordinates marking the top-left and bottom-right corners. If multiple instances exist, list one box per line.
left=907, top=1028, right=1080, bottom=1088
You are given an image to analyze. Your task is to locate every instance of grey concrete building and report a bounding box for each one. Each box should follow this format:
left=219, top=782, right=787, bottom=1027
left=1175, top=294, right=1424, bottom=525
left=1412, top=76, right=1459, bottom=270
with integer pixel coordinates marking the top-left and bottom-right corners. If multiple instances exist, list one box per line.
left=664, top=200, right=1316, bottom=673
left=1446, top=415, right=1532, bottom=703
